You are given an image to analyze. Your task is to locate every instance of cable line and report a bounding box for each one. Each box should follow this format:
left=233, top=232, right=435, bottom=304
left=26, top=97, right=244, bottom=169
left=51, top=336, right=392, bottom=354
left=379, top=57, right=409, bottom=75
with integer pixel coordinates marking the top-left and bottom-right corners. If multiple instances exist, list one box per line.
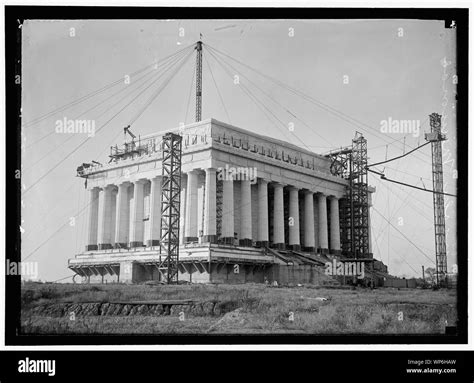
left=184, top=57, right=196, bottom=124
left=129, top=50, right=194, bottom=125
left=374, top=176, right=433, bottom=222
left=23, top=192, right=95, bottom=261
left=209, top=49, right=335, bottom=148
left=22, top=43, right=195, bottom=128
left=23, top=50, right=192, bottom=194
left=21, top=54, right=188, bottom=234
left=204, top=54, right=231, bottom=124
left=366, top=141, right=431, bottom=168
left=207, top=48, right=306, bottom=150
left=368, top=169, right=456, bottom=197
left=205, top=43, right=432, bottom=164
left=372, top=205, right=435, bottom=266
left=52, top=275, right=75, bottom=283
left=23, top=51, right=189, bottom=172
left=382, top=165, right=433, bottom=184
left=24, top=48, right=191, bottom=150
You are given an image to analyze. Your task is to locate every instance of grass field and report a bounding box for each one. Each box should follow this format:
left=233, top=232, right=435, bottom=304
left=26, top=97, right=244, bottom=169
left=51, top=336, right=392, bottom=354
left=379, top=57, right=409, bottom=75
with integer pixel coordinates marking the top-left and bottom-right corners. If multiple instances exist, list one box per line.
left=20, top=282, right=457, bottom=335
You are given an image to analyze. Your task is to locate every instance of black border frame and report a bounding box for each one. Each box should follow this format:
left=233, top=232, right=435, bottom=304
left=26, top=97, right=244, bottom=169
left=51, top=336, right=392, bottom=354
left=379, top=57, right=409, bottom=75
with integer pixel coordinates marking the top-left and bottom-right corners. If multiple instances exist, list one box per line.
left=5, top=5, right=468, bottom=345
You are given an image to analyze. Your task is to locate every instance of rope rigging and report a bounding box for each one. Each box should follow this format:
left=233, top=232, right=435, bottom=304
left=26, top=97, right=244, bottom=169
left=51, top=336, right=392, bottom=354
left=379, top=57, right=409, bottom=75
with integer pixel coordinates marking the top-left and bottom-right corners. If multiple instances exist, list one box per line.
left=205, top=43, right=433, bottom=165
left=22, top=43, right=196, bottom=129
left=24, top=47, right=194, bottom=194
left=23, top=50, right=191, bottom=172
left=24, top=47, right=192, bottom=151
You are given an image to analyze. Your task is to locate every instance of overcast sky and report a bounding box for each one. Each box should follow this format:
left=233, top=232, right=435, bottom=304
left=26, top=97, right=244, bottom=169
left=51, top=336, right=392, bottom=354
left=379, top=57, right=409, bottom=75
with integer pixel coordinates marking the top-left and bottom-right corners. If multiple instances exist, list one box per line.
left=21, top=19, right=457, bottom=281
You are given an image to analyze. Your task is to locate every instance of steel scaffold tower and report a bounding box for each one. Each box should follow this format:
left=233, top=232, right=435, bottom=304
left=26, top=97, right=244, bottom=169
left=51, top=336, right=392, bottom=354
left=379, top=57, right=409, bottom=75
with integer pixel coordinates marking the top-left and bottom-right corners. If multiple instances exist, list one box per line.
left=425, top=112, right=448, bottom=286
left=351, top=132, right=370, bottom=258
left=327, top=132, right=370, bottom=259
left=159, top=132, right=183, bottom=284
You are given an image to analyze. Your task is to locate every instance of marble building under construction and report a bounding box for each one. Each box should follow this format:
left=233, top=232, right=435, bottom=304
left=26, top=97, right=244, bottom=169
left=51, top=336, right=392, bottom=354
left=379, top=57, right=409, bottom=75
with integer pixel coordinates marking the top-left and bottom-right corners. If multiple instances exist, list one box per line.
left=69, top=118, right=381, bottom=285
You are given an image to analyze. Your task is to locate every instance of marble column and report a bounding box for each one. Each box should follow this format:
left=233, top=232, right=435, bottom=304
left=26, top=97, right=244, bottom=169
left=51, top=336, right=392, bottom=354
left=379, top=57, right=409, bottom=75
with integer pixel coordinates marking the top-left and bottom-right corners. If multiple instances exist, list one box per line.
left=272, top=183, right=285, bottom=249
left=203, top=168, right=217, bottom=243
left=317, top=193, right=329, bottom=253
left=184, top=170, right=199, bottom=243
left=288, top=186, right=300, bottom=250
left=179, top=174, right=187, bottom=245
left=303, top=191, right=315, bottom=252
left=130, top=180, right=145, bottom=248
left=329, top=196, right=341, bottom=254
left=240, top=179, right=253, bottom=246
left=368, top=203, right=373, bottom=256
left=98, top=185, right=115, bottom=250
left=257, top=179, right=269, bottom=247
left=221, top=175, right=234, bottom=244
left=114, top=182, right=130, bottom=248
left=147, top=176, right=162, bottom=247
left=86, top=187, right=100, bottom=251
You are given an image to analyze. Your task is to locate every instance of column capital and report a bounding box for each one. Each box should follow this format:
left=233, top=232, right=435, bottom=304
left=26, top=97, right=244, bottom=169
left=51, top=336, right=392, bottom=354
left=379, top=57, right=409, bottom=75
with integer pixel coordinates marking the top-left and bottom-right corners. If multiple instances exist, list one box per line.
left=118, top=181, right=132, bottom=187
left=258, top=178, right=269, bottom=185
left=327, top=194, right=339, bottom=200
left=205, top=168, right=217, bottom=180
left=272, top=182, right=286, bottom=188
left=104, top=184, right=117, bottom=191
left=303, top=189, right=314, bottom=195
left=134, top=179, right=147, bottom=185
left=287, top=185, right=299, bottom=192
left=150, top=175, right=162, bottom=182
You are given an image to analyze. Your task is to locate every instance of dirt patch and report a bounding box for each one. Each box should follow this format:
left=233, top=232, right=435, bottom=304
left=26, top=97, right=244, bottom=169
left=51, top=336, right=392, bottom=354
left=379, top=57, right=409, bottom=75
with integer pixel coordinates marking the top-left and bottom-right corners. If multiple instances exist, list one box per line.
left=207, top=308, right=247, bottom=332
left=30, top=301, right=223, bottom=317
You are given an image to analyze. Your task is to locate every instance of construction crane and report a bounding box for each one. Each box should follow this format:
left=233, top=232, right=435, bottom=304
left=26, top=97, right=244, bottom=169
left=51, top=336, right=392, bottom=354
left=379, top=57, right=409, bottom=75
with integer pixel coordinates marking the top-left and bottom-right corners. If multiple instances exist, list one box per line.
left=124, top=125, right=136, bottom=141
left=123, top=125, right=138, bottom=151
left=425, top=112, right=448, bottom=287
left=107, top=124, right=148, bottom=162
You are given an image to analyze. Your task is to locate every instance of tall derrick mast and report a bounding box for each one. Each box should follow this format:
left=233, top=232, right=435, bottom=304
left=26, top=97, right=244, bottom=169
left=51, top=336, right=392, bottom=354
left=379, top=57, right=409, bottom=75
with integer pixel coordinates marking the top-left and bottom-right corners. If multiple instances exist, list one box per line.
left=425, top=112, right=448, bottom=287
left=195, top=40, right=203, bottom=122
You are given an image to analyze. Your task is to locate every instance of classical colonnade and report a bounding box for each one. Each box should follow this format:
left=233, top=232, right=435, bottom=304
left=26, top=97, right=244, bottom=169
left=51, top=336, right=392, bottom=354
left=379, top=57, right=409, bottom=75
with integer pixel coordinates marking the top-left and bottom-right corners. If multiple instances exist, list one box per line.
left=85, top=168, right=342, bottom=254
